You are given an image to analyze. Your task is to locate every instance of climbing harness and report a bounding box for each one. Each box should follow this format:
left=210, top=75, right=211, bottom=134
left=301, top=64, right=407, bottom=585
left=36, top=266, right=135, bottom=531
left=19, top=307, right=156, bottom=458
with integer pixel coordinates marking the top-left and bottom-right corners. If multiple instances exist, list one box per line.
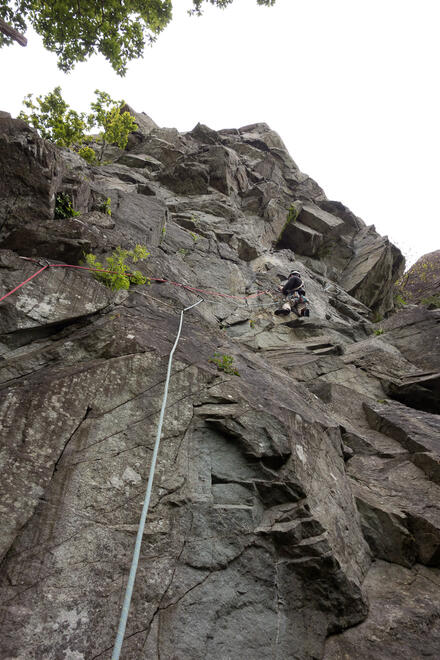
left=274, top=290, right=311, bottom=318
left=111, top=297, right=203, bottom=660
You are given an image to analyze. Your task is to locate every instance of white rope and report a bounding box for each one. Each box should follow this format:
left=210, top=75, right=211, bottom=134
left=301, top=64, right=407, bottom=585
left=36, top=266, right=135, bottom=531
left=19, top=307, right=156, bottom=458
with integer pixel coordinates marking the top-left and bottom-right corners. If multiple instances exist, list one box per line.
left=112, top=298, right=203, bottom=660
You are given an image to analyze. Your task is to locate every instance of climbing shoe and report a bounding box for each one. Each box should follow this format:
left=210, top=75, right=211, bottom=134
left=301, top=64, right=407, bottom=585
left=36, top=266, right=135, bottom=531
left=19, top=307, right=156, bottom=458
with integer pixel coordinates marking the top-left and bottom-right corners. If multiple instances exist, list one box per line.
left=275, top=308, right=291, bottom=316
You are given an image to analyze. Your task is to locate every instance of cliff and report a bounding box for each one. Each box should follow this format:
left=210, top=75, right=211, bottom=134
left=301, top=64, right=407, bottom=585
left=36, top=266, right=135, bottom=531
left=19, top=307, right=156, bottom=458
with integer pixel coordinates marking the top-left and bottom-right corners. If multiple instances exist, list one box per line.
left=0, top=111, right=439, bottom=659
left=396, top=249, right=440, bottom=308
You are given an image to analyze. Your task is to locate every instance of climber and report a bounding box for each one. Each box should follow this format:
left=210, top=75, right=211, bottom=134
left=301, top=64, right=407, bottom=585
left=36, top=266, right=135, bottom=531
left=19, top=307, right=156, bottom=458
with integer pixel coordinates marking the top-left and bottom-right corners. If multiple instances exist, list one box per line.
left=274, top=270, right=310, bottom=317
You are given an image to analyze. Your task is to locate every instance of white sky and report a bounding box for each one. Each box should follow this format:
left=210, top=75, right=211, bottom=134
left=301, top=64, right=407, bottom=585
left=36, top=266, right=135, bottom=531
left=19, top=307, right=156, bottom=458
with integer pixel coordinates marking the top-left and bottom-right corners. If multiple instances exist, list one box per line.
left=1, top=0, right=439, bottom=267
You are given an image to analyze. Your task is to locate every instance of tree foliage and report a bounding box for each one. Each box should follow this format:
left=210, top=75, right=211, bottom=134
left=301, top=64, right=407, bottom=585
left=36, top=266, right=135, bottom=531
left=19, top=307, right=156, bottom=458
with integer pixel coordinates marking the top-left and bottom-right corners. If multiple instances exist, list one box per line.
left=0, top=1, right=276, bottom=75
left=19, top=87, right=137, bottom=161
left=55, top=192, right=80, bottom=219
left=19, top=87, right=88, bottom=146
left=89, top=90, right=138, bottom=159
left=190, top=0, right=275, bottom=16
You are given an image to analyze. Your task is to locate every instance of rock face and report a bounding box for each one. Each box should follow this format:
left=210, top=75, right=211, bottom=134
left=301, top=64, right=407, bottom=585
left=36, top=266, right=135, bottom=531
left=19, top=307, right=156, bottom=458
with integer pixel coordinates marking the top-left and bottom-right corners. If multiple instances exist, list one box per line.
left=324, top=561, right=440, bottom=660
left=0, top=116, right=63, bottom=236
left=0, top=114, right=438, bottom=659
left=396, top=249, right=440, bottom=307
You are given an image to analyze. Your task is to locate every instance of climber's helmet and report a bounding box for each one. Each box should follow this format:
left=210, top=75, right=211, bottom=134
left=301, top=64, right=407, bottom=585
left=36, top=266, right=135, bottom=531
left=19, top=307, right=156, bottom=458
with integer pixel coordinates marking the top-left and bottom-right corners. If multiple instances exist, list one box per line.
left=289, top=270, right=301, bottom=278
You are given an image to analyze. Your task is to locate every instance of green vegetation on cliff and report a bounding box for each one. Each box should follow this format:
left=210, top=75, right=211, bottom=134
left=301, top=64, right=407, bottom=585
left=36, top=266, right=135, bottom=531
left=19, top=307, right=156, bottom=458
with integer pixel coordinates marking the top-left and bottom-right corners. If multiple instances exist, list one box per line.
left=19, top=88, right=137, bottom=163
left=394, top=250, right=440, bottom=307
left=83, top=245, right=150, bottom=291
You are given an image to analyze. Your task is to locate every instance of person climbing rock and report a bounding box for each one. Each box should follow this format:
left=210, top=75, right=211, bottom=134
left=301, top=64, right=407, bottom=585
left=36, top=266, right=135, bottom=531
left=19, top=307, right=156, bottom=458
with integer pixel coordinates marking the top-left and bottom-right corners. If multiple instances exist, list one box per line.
left=275, top=270, right=310, bottom=317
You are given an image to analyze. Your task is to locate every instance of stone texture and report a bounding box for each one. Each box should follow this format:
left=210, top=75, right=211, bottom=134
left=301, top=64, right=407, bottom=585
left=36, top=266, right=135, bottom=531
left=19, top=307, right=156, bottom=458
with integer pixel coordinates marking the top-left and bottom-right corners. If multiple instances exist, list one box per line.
left=338, top=398, right=440, bottom=572
left=116, top=152, right=162, bottom=169
left=121, top=104, right=158, bottom=150
left=364, top=400, right=440, bottom=459
left=0, top=117, right=63, bottom=238
left=378, top=306, right=440, bottom=372
left=324, top=561, right=440, bottom=659
left=0, top=111, right=438, bottom=659
left=278, top=218, right=324, bottom=257
left=339, top=226, right=405, bottom=315
left=0, top=249, right=113, bottom=341
left=396, top=249, right=440, bottom=306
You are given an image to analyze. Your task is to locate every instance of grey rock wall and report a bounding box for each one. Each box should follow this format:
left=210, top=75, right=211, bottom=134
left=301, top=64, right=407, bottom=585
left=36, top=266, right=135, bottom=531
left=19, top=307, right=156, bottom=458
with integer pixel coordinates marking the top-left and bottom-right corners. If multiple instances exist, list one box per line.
left=0, top=113, right=438, bottom=659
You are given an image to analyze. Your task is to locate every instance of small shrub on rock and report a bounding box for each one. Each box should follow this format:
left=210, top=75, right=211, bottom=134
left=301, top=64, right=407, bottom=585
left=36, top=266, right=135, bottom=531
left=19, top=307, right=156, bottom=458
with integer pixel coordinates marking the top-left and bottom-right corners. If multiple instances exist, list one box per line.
left=209, top=353, right=240, bottom=376
left=55, top=193, right=79, bottom=219
left=421, top=294, right=440, bottom=309
left=83, top=245, right=150, bottom=291
left=286, top=205, right=299, bottom=225
left=78, top=145, right=97, bottom=164
left=393, top=293, right=407, bottom=309
left=276, top=203, right=299, bottom=245
left=98, top=197, right=112, bottom=215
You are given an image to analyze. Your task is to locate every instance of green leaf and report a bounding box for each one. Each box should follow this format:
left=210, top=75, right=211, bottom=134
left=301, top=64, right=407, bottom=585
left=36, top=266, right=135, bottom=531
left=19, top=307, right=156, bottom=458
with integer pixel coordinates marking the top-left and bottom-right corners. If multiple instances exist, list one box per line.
left=83, top=245, right=150, bottom=291
left=2, top=1, right=275, bottom=74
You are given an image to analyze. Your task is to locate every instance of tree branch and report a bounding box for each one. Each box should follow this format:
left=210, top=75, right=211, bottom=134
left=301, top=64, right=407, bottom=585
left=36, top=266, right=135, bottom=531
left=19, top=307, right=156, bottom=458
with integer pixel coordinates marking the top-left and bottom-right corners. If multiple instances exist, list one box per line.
left=0, top=17, right=27, bottom=47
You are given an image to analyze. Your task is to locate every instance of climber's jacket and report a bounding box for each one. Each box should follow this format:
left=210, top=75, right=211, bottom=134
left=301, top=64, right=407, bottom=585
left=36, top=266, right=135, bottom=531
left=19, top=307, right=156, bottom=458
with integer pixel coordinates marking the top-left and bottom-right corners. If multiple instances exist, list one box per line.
left=282, top=275, right=305, bottom=297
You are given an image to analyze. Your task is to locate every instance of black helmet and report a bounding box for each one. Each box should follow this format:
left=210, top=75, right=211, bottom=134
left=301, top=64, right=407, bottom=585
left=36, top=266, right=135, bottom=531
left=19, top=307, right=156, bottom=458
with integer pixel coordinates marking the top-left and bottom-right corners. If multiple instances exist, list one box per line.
left=289, top=270, right=300, bottom=277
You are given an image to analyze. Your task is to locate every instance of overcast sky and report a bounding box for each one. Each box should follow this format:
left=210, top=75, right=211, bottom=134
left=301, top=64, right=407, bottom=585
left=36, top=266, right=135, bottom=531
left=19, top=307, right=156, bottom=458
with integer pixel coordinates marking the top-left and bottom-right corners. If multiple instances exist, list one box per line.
left=1, top=0, right=439, bottom=267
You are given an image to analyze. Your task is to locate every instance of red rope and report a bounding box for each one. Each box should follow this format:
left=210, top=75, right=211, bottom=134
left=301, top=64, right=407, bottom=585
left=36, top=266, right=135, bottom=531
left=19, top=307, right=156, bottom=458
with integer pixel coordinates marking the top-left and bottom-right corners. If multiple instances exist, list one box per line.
left=146, top=278, right=269, bottom=301
left=0, top=258, right=271, bottom=304
left=0, top=266, right=49, bottom=302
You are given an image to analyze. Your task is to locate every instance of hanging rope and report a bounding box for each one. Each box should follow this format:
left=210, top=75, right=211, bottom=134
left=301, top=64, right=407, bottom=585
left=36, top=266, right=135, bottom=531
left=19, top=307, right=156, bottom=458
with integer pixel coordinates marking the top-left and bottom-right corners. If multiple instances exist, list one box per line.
left=0, top=256, right=278, bottom=656
left=111, top=297, right=203, bottom=660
